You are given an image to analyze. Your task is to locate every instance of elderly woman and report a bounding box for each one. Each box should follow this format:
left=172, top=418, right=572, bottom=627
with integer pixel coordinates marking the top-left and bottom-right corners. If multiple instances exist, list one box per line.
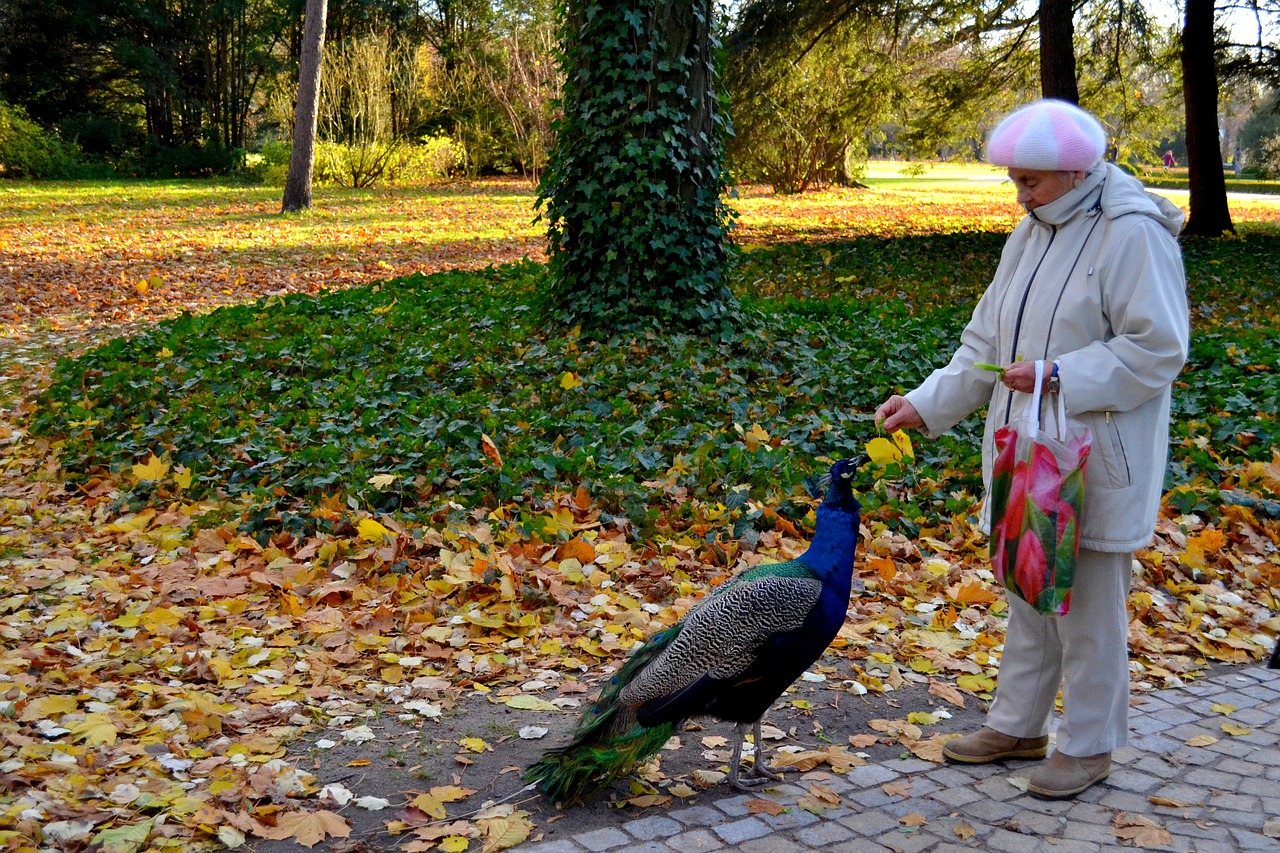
left=875, top=100, right=1190, bottom=798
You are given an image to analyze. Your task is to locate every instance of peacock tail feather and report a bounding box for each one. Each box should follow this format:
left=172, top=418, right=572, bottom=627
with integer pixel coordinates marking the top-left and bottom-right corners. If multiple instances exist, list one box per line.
left=525, top=623, right=685, bottom=805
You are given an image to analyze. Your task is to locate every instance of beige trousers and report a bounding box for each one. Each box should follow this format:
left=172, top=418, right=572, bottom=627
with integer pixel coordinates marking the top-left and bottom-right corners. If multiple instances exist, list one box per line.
left=986, top=548, right=1133, bottom=757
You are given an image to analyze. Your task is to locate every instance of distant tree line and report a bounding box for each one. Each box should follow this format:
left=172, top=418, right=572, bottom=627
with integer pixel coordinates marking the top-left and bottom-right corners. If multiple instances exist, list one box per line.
left=1, top=0, right=1278, bottom=211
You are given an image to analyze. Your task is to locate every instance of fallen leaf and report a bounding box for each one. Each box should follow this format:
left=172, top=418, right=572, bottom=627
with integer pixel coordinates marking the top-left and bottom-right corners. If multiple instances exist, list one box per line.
left=357, top=517, right=394, bottom=543
left=265, top=810, right=350, bottom=848
left=747, top=799, right=786, bottom=816
left=1185, top=734, right=1219, bottom=747
left=1111, top=813, right=1173, bottom=847
left=927, top=679, right=967, bottom=708
left=458, top=737, right=491, bottom=753
left=954, top=820, right=977, bottom=839
left=132, top=454, right=169, bottom=482
left=1149, top=796, right=1194, bottom=808
left=899, top=813, right=928, bottom=827
left=430, top=786, right=477, bottom=803
left=883, top=781, right=912, bottom=798
left=626, top=794, right=672, bottom=808
left=503, top=695, right=558, bottom=712
left=477, top=811, right=533, bottom=852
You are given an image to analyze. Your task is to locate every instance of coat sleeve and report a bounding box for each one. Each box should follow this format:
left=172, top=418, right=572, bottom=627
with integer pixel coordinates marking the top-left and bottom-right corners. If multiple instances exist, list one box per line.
left=1054, top=217, right=1190, bottom=414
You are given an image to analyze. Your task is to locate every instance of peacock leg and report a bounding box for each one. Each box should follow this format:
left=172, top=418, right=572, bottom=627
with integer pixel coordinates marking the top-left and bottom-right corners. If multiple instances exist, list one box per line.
left=729, top=720, right=781, bottom=790
left=728, top=722, right=769, bottom=790
left=745, top=718, right=784, bottom=782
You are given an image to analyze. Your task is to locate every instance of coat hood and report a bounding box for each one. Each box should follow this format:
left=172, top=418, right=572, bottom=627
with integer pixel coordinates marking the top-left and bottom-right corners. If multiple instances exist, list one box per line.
left=1098, top=163, right=1185, bottom=238
left=1029, top=162, right=1184, bottom=238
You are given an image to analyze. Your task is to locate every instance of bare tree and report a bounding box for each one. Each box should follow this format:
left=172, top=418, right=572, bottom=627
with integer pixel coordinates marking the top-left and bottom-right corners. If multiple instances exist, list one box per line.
left=282, top=0, right=328, bottom=213
left=1181, top=0, right=1234, bottom=236
left=1039, top=0, right=1079, bottom=101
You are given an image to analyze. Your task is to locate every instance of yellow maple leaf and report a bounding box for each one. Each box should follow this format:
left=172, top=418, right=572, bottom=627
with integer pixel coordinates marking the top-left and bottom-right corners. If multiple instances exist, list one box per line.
left=132, top=454, right=169, bottom=482
left=269, top=810, right=351, bottom=848
left=173, top=466, right=193, bottom=490
left=430, top=786, right=476, bottom=803
left=18, top=695, right=78, bottom=722
left=743, top=423, right=771, bottom=450
left=412, top=793, right=447, bottom=820
left=907, top=712, right=940, bottom=725
left=1210, top=703, right=1236, bottom=715
left=440, top=838, right=469, bottom=853
left=541, top=508, right=575, bottom=538
left=72, top=712, right=119, bottom=746
left=956, top=674, right=996, bottom=693
left=1193, top=528, right=1227, bottom=553
left=866, top=430, right=914, bottom=465
left=458, top=737, right=490, bottom=753
left=1221, top=722, right=1252, bottom=737
left=558, top=372, right=582, bottom=390
left=478, top=813, right=532, bottom=853
left=357, top=518, right=394, bottom=543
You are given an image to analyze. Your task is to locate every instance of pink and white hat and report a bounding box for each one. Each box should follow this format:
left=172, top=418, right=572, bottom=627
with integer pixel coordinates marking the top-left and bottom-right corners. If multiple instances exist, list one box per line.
left=986, top=100, right=1106, bottom=171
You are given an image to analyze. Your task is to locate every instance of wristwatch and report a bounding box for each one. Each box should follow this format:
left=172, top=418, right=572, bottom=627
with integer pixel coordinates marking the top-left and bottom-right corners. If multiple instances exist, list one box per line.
left=1047, top=362, right=1061, bottom=394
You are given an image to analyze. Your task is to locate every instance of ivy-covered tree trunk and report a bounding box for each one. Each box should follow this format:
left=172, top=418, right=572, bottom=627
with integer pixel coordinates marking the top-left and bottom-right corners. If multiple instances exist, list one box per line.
left=539, top=0, right=738, bottom=332
left=1180, top=0, right=1234, bottom=237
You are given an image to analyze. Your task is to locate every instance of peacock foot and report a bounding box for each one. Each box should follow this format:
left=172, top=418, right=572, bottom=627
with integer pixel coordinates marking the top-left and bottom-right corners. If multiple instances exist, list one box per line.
left=747, top=761, right=784, bottom=783
left=729, top=759, right=784, bottom=791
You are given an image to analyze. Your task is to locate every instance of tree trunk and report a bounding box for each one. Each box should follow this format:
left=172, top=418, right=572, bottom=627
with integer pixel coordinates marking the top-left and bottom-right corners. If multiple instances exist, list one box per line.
left=1039, top=0, right=1079, bottom=102
left=282, top=0, right=328, bottom=213
left=1180, top=0, right=1233, bottom=237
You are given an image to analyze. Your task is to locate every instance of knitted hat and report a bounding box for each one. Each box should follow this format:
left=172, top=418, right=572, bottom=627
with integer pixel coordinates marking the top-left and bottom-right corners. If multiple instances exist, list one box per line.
left=987, top=100, right=1106, bottom=170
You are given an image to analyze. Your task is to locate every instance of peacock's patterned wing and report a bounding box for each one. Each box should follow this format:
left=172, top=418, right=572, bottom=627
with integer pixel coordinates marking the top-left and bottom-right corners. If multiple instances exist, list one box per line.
left=618, top=570, right=822, bottom=707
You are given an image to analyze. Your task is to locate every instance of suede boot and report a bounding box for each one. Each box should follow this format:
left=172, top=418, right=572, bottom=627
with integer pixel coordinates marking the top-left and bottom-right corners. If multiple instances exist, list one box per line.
left=1027, top=750, right=1111, bottom=798
left=942, top=727, right=1049, bottom=764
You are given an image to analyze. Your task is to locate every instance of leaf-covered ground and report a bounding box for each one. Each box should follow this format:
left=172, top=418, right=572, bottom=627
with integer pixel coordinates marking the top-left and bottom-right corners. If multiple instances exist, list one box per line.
left=1, top=172, right=1278, bottom=852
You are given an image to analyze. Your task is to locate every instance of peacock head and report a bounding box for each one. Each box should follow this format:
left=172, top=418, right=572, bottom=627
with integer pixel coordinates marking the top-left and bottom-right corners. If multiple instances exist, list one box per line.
left=810, top=457, right=864, bottom=510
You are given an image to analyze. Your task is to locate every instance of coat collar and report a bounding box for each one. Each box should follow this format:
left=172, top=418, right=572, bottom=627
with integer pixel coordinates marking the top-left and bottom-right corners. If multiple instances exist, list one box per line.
left=1027, top=164, right=1106, bottom=227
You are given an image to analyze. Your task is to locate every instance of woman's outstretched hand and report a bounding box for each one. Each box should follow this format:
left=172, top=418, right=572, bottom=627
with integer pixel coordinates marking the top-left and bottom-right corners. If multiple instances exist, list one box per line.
left=874, top=395, right=924, bottom=433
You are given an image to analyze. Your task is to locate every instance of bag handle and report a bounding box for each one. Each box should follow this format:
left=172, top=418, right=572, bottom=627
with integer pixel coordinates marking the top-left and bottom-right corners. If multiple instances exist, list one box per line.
left=1027, top=360, right=1044, bottom=440
left=1029, top=359, right=1069, bottom=440
left=1051, top=359, right=1067, bottom=436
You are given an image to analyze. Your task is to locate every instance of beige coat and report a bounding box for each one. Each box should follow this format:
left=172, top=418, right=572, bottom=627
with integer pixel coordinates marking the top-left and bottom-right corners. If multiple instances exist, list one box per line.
left=906, top=163, right=1190, bottom=552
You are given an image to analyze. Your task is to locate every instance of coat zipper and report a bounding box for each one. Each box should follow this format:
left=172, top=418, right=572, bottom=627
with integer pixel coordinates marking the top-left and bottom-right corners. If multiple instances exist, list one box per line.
left=1003, top=223, right=1057, bottom=423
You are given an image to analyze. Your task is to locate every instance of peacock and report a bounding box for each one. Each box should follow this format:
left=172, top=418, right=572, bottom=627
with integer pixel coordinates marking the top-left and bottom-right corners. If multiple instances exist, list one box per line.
left=526, top=457, right=863, bottom=805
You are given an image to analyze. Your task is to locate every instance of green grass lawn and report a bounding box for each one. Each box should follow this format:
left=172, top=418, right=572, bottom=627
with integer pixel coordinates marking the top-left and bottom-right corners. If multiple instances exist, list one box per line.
left=26, top=181, right=1280, bottom=539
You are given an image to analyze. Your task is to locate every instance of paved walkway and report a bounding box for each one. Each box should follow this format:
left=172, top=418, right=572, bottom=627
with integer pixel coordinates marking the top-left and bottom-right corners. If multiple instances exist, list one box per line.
left=519, top=662, right=1279, bottom=852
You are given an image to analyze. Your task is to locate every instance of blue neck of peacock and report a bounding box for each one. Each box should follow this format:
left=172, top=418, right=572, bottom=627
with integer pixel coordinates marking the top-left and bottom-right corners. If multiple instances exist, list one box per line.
left=804, top=502, right=860, bottom=584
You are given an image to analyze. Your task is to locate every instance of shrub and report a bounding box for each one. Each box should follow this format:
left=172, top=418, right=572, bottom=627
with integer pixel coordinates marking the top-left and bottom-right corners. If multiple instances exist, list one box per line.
left=0, top=100, right=80, bottom=178
left=386, top=135, right=463, bottom=183
left=314, top=139, right=401, bottom=187
left=1258, top=133, right=1280, bottom=180
left=240, top=140, right=293, bottom=185
left=137, top=137, right=241, bottom=178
